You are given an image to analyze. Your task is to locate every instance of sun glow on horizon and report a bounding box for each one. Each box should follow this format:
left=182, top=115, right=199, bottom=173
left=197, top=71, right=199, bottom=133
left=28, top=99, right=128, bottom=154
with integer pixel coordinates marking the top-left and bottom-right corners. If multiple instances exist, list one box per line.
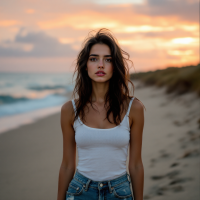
left=124, top=25, right=175, bottom=32
left=167, top=50, right=194, bottom=56
left=172, top=37, right=196, bottom=44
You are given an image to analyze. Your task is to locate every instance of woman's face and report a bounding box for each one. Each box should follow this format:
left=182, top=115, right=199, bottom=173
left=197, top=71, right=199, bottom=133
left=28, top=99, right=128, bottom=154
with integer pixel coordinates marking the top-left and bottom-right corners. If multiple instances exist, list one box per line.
left=86, top=43, right=114, bottom=83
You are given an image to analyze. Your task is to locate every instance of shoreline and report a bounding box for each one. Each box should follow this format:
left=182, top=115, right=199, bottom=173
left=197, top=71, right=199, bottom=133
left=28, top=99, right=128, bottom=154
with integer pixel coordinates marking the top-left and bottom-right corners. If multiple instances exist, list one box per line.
left=0, top=91, right=73, bottom=135
left=0, top=106, right=62, bottom=134
left=0, top=81, right=199, bottom=200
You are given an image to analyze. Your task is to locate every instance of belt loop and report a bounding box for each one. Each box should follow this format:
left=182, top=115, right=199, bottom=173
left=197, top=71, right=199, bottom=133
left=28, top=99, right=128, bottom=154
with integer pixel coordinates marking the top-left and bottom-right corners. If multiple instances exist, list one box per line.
left=127, top=173, right=131, bottom=183
left=84, top=179, right=91, bottom=191
left=74, top=168, right=78, bottom=177
left=108, top=181, right=113, bottom=193
left=74, top=168, right=79, bottom=178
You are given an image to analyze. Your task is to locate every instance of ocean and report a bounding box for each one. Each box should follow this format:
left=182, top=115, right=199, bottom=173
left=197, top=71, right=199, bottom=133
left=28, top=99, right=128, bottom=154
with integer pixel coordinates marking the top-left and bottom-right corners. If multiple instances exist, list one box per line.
left=0, top=72, right=75, bottom=134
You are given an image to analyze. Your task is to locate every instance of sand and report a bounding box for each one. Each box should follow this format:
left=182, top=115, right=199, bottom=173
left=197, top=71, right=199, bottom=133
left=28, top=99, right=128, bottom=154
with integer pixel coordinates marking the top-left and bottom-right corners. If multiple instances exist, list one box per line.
left=0, top=81, right=199, bottom=200
left=133, top=81, right=200, bottom=200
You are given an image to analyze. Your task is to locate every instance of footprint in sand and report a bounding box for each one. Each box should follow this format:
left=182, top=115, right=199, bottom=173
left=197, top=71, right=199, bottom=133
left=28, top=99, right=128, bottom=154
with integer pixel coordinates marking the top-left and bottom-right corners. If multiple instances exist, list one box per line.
left=148, top=170, right=192, bottom=197
left=179, top=148, right=200, bottom=159
left=170, top=162, right=179, bottom=167
left=150, top=170, right=180, bottom=180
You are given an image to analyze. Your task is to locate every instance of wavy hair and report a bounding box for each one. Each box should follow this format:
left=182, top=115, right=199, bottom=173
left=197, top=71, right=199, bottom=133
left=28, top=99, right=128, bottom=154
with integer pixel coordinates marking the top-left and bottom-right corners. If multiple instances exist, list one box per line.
left=72, top=28, right=139, bottom=125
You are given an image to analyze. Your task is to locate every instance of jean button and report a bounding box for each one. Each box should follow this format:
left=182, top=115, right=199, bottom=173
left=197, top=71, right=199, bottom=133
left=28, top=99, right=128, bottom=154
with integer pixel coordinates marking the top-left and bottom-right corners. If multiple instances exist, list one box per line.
left=100, top=183, right=103, bottom=187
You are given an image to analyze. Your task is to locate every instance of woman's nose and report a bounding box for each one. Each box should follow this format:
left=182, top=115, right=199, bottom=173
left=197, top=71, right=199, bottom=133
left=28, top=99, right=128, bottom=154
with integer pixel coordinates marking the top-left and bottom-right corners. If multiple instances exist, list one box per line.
left=98, top=59, right=104, bottom=68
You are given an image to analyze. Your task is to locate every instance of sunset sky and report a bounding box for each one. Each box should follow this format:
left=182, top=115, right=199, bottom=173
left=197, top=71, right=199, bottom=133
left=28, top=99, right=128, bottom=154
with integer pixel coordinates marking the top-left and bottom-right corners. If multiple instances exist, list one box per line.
left=0, top=0, right=199, bottom=73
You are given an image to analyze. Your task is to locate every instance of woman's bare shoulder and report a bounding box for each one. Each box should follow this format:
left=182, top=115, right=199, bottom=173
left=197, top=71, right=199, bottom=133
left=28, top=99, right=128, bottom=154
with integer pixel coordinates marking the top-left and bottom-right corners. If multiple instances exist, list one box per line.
left=61, top=100, right=73, bottom=113
left=130, top=97, right=145, bottom=117
left=60, top=100, right=75, bottom=125
left=128, top=97, right=144, bottom=129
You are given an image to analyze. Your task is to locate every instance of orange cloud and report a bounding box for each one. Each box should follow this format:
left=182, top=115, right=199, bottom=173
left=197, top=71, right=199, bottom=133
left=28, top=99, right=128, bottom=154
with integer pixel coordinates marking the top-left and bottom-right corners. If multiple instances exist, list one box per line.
left=37, top=11, right=119, bottom=30
left=171, top=37, right=196, bottom=44
left=0, top=20, right=20, bottom=27
left=167, top=50, right=193, bottom=56
left=25, top=9, right=35, bottom=14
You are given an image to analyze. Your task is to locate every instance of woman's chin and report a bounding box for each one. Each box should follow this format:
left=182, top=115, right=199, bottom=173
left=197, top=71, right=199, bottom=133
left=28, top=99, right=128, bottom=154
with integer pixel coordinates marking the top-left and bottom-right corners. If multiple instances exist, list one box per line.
left=92, top=78, right=111, bottom=83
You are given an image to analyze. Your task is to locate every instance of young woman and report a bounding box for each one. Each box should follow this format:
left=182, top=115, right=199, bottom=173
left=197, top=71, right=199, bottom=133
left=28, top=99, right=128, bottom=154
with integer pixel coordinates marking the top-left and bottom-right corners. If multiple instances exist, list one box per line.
left=57, top=28, right=144, bottom=200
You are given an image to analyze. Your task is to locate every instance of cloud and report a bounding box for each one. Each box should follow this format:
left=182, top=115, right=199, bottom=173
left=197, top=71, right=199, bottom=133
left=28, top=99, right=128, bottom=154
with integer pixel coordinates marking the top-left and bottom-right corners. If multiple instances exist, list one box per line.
left=130, top=28, right=198, bottom=39
left=90, top=0, right=145, bottom=5
left=0, top=28, right=77, bottom=57
left=133, top=0, right=198, bottom=22
left=0, top=20, right=20, bottom=27
left=0, top=0, right=198, bottom=72
left=25, top=9, right=35, bottom=14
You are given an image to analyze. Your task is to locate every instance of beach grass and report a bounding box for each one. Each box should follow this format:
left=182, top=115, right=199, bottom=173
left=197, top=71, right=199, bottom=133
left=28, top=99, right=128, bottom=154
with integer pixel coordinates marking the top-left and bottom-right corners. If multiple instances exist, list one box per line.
left=130, top=63, right=200, bottom=96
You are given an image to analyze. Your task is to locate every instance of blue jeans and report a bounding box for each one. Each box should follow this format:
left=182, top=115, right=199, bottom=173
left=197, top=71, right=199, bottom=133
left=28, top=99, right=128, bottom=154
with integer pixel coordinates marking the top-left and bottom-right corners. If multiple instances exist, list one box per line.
left=66, top=170, right=133, bottom=200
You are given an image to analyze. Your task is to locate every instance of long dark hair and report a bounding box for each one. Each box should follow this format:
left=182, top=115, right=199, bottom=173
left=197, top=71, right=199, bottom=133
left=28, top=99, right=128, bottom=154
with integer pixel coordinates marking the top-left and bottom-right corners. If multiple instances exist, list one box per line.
left=72, top=28, right=138, bottom=125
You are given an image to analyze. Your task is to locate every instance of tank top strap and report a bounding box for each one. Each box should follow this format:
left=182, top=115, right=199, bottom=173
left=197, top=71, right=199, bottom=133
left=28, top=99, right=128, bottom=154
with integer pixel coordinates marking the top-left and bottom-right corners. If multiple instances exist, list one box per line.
left=71, top=99, right=82, bottom=129
left=126, top=97, right=135, bottom=116
left=121, top=97, right=135, bottom=131
left=71, top=99, right=77, bottom=115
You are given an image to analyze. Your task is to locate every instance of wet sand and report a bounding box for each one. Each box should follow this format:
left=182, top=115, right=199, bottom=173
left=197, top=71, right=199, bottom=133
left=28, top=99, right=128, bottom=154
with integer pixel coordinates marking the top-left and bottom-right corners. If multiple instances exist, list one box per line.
left=0, top=81, right=199, bottom=200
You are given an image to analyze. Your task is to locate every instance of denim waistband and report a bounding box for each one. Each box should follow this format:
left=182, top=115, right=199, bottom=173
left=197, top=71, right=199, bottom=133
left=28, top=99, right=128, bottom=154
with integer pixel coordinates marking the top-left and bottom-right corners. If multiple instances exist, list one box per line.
left=73, top=169, right=131, bottom=192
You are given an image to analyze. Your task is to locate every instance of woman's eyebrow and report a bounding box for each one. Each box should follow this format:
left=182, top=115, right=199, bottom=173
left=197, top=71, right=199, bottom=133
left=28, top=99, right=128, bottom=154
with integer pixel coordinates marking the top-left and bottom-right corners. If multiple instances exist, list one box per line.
left=89, top=54, right=112, bottom=57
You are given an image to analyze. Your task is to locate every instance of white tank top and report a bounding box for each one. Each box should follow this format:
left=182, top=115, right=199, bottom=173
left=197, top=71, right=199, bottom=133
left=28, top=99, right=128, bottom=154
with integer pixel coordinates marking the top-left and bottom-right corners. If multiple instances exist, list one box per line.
left=71, top=97, right=135, bottom=181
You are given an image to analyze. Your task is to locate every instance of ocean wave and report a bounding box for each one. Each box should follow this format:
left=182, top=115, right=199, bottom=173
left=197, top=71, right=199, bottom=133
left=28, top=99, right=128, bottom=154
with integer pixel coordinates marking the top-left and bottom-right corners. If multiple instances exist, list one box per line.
left=27, top=85, right=66, bottom=91
left=0, top=94, right=67, bottom=117
left=0, top=95, right=30, bottom=104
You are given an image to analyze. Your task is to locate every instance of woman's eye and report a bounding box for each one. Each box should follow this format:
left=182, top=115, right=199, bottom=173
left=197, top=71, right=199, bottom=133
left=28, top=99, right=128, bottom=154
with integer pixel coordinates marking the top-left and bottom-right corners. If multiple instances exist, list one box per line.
left=90, top=58, right=97, bottom=61
left=105, top=58, right=112, bottom=62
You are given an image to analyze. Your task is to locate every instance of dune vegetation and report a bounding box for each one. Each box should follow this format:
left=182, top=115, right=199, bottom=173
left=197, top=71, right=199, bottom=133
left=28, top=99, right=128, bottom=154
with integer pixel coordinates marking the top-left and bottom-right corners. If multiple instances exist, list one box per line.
left=130, top=63, right=200, bottom=96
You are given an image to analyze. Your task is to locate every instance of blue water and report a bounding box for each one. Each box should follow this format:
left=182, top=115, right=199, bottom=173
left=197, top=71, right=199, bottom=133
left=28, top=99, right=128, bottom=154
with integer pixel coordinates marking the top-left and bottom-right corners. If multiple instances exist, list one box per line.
left=0, top=72, right=75, bottom=117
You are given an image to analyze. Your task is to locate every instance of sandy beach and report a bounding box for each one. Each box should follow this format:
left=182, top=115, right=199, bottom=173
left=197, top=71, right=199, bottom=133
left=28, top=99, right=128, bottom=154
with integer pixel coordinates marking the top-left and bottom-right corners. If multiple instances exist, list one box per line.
left=0, top=81, right=199, bottom=200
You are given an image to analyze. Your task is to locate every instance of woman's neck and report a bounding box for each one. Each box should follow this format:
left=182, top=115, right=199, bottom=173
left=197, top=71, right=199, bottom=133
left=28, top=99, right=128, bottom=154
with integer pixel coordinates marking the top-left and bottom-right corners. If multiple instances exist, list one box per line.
left=90, top=81, right=109, bottom=103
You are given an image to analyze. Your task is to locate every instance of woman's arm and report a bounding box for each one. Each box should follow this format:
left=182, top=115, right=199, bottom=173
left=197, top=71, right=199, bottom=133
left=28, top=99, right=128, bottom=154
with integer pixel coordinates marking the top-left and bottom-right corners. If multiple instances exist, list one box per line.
left=129, top=98, right=144, bottom=200
left=57, top=101, right=76, bottom=200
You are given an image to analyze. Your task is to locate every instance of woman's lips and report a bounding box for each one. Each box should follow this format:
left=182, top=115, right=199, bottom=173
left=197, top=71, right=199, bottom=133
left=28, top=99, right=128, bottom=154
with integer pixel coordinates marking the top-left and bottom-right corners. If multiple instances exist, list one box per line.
left=96, top=72, right=106, bottom=76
